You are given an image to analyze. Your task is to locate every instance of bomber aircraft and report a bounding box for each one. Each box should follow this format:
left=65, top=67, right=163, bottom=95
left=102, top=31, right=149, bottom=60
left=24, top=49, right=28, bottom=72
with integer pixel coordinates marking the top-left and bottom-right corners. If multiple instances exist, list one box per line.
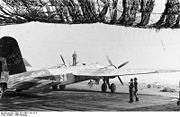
left=0, top=36, right=180, bottom=98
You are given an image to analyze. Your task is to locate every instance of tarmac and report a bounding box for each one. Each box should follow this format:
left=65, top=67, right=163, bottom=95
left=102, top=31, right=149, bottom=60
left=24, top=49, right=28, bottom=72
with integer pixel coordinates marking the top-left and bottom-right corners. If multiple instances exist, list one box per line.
left=0, top=82, right=179, bottom=111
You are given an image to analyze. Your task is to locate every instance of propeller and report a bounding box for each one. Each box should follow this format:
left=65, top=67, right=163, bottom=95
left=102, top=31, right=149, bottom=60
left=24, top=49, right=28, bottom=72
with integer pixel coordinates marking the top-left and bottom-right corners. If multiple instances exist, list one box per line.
left=60, top=55, right=66, bottom=66
left=118, top=76, right=124, bottom=85
left=106, top=56, right=129, bottom=85
left=118, top=61, right=129, bottom=69
left=106, top=56, right=113, bottom=66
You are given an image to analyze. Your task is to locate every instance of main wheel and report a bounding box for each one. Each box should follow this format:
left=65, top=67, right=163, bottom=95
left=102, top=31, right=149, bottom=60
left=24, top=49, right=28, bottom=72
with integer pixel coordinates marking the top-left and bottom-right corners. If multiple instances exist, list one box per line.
left=177, top=101, right=180, bottom=106
left=110, top=83, right=116, bottom=93
left=101, top=83, right=107, bottom=93
left=59, top=85, right=66, bottom=90
left=52, top=85, right=59, bottom=91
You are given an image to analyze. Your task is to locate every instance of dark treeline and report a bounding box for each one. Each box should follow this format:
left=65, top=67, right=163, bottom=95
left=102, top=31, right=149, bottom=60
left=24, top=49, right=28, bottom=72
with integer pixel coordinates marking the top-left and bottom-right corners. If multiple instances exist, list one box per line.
left=0, top=0, right=179, bottom=29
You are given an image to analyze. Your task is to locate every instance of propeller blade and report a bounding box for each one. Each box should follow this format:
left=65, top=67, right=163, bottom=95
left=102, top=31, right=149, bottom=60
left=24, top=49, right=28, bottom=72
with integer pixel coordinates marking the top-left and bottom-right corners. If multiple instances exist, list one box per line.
left=106, top=56, right=113, bottom=66
left=118, top=61, right=129, bottom=69
left=118, top=76, right=124, bottom=85
left=60, top=55, right=66, bottom=65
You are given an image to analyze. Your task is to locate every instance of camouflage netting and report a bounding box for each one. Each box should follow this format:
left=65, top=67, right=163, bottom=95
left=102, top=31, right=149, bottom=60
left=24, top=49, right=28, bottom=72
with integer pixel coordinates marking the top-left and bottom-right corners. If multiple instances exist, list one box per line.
left=0, top=0, right=179, bottom=29
left=117, top=0, right=140, bottom=26
left=152, top=0, right=180, bottom=28
left=137, top=0, right=155, bottom=27
left=115, top=0, right=155, bottom=27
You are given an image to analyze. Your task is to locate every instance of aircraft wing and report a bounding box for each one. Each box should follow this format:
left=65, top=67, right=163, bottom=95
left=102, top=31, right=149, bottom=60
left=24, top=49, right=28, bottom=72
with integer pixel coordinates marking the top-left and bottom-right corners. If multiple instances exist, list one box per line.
left=74, top=68, right=180, bottom=77
left=114, top=69, right=180, bottom=76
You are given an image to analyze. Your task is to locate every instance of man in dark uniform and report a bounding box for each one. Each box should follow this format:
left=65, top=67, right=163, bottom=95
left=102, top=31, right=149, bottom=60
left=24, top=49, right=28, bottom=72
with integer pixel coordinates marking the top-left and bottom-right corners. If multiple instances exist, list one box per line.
left=134, top=77, right=139, bottom=101
left=129, top=78, right=134, bottom=103
left=72, top=51, right=77, bottom=66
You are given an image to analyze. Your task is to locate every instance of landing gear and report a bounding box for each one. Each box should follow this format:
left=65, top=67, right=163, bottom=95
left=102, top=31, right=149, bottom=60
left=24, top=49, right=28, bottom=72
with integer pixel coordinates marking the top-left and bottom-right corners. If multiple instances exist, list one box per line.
left=110, top=83, right=116, bottom=93
left=59, top=85, right=66, bottom=90
left=52, top=85, right=66, bottom=91
left=177, top=101, right=180, bottom=106
left=101, top=79, right=116, bottom=93
left=101, top=82, right=107, bottom=92
left=52, top=85, right=59, bottom=91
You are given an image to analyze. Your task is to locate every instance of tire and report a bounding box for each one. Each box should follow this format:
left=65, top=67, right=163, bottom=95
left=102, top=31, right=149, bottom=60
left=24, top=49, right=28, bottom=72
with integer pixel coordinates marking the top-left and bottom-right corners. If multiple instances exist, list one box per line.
left=59, top=85, right=66, bottom=90
left=177, top=101, right=180, bottom=106
left=101, top=83, right=107, bottom=93
left=52, top=85, right=59, bottom=91
left=110, top=83, right=116, bottom=93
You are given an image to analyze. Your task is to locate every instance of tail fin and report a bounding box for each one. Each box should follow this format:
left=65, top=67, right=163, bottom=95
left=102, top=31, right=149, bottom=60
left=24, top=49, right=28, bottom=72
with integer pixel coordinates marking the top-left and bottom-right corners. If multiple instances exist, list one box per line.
left=0, top=36, right=26, bottom=75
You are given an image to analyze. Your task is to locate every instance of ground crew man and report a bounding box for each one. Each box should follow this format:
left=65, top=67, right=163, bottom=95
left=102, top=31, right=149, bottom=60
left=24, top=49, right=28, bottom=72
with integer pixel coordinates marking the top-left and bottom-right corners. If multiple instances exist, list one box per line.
left=72, top=51, right=77, bottom=66
left=134, top=77, right=139, bottom=101
left=129, top=78, right=134, bottom=103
